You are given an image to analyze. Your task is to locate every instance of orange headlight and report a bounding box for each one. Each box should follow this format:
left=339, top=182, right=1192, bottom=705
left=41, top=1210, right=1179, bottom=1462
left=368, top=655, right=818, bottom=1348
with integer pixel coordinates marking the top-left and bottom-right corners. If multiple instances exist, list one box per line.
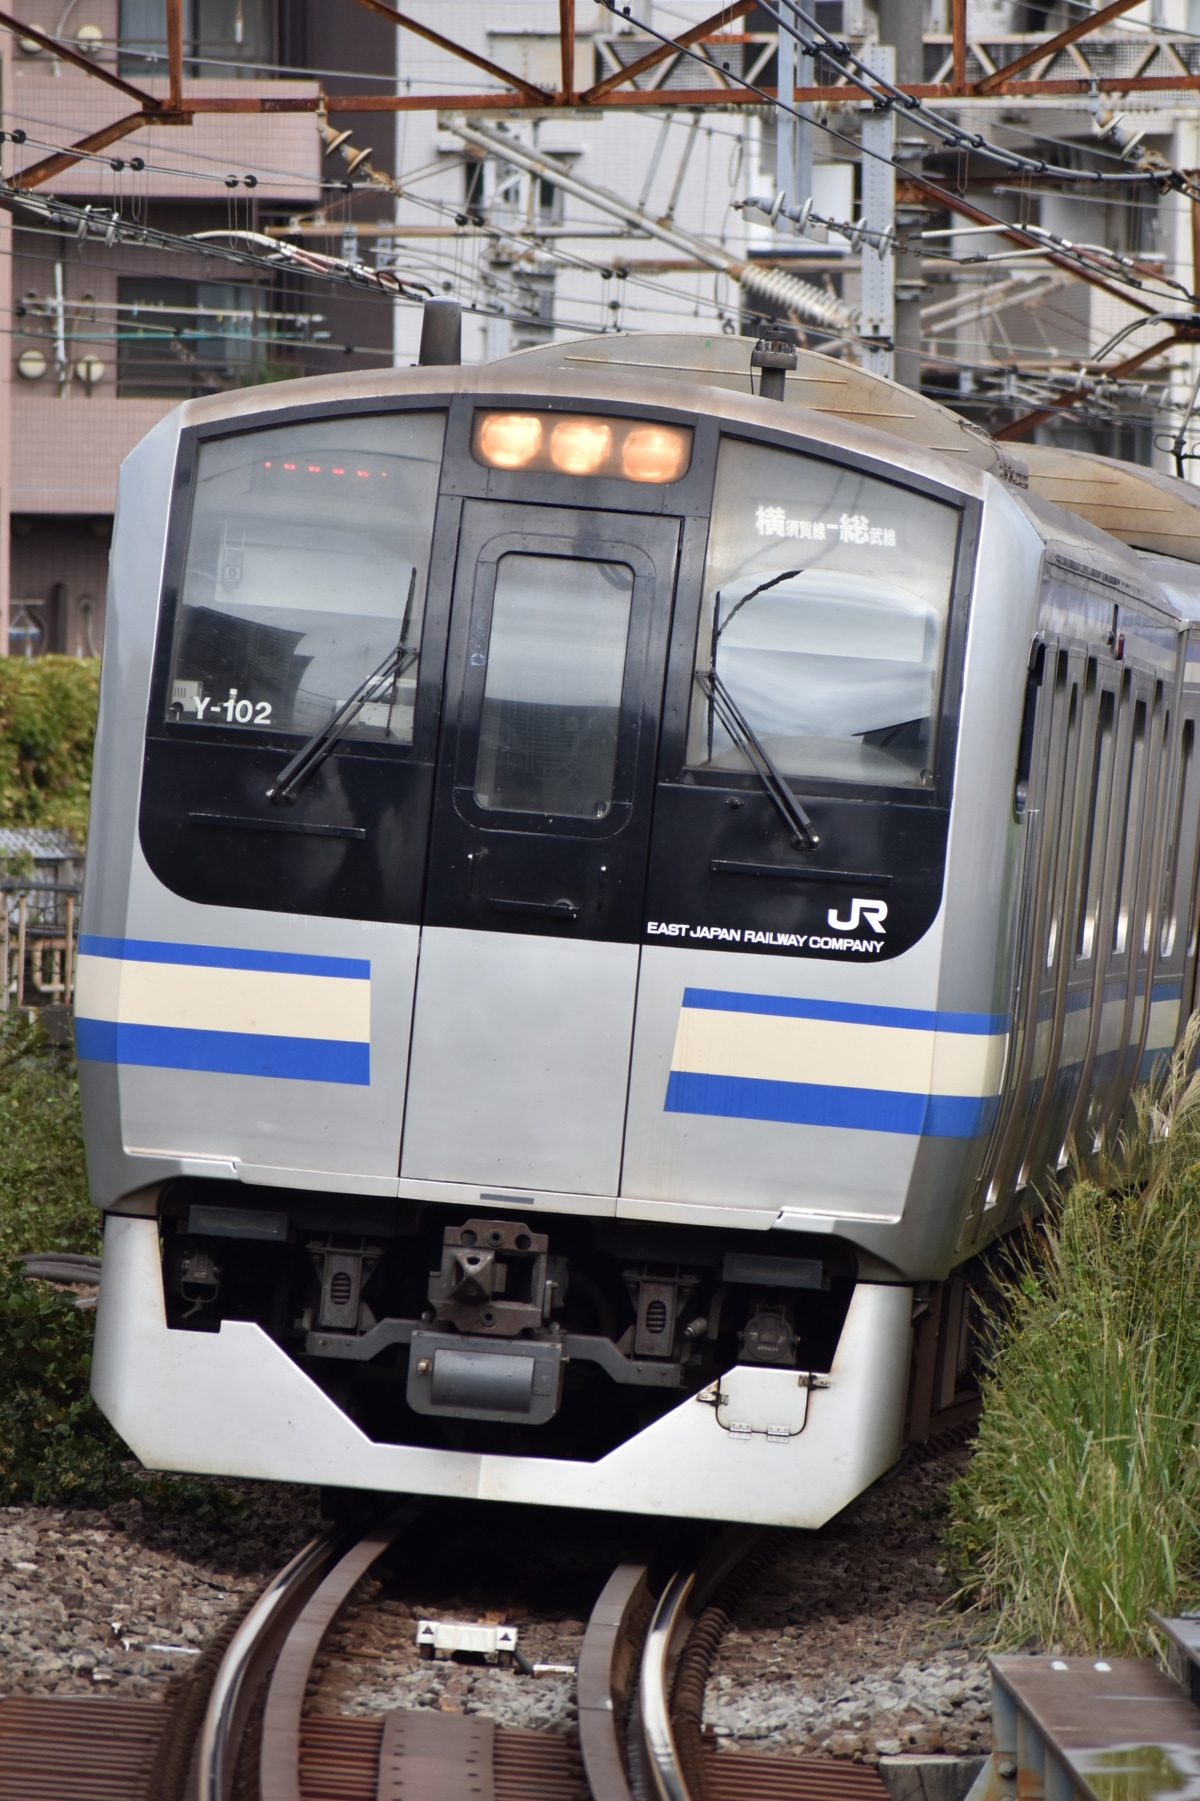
left=621, top=425, right=690, bottom=484
left=473, top=410, right=692, bottom=482
left=477, top=412, right=544, bottom=469
left=550, top=417, right=613, bottom=476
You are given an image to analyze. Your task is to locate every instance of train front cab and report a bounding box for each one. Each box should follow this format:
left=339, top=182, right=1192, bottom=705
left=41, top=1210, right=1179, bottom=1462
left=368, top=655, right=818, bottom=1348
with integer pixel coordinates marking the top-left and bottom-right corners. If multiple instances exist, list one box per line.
left=82, top=365, right=1032, bottom=1525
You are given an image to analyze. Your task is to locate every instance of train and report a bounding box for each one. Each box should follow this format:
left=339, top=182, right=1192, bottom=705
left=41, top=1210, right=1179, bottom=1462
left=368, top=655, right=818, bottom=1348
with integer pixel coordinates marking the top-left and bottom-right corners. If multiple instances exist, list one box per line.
left=77, top=305, right=1200, bottom=1526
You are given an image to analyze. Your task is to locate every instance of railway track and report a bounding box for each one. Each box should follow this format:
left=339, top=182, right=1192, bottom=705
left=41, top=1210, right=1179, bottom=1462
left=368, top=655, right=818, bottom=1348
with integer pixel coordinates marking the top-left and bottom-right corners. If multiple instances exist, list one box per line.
left=0, top=1507, right=891, bottom=1801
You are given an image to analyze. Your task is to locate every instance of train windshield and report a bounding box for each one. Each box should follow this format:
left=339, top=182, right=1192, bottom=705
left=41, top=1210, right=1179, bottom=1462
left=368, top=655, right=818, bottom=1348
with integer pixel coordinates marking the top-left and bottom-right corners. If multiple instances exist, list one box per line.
left=164, top=412, right=445, bottom=742
left=687, top=439, right=960, bottom=788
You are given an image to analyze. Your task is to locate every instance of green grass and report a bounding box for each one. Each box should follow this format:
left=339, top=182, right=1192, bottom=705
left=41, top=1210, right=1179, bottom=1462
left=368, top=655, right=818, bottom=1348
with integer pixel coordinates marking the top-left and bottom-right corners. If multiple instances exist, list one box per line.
left=0, top=1012, right=240, bottom=1514
left=0, top=1010, right=124, bottom=1503
left=948, top=1024, right=1200, bottom=1654
left=0, top=671, right=243, bottom=1515
left=0, top=1010, right=97, bottom=1267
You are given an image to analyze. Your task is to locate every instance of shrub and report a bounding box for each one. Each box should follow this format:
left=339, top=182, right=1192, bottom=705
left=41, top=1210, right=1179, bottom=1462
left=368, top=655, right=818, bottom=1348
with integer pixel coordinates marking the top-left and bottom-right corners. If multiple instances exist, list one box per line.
left=0, top=1013, right=239, bottom=1513
left=0, top=1008, right=95, bottom=1265
left=0, top=655, right=100, bottom=838
left=948, top=1026, right=1200, bottom=1654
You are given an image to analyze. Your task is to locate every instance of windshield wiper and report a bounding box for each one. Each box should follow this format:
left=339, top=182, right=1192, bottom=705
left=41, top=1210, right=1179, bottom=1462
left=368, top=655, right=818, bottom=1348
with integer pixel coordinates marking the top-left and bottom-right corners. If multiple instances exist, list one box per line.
left=267, top=566, right=419, bottom=806
left=712, top=567, right=804, bottom=648
left=696, top=666, right=820, bottom=851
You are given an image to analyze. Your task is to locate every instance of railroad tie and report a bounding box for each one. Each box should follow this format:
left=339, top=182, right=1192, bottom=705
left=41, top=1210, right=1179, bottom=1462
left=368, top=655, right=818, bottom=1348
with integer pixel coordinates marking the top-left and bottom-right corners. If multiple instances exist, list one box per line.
left=376, top=1708, right=495, bottom=1801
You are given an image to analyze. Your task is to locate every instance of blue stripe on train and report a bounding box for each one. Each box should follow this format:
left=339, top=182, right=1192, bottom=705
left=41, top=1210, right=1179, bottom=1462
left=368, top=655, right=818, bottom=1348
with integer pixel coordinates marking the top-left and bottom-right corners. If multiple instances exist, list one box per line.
left=664, top=1070, right=997, bottom=1138
left=679, top=988, right=1007, bottom=1036
left=78, top=935, right=369, bottom=981
left=75, top=1018, right=371, bottom=1085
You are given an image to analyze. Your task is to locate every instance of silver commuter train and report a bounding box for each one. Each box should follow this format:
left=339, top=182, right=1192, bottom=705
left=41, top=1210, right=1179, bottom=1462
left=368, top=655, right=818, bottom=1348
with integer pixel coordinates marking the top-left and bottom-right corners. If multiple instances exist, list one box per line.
left=78, top=317, right=1200, bottom=1526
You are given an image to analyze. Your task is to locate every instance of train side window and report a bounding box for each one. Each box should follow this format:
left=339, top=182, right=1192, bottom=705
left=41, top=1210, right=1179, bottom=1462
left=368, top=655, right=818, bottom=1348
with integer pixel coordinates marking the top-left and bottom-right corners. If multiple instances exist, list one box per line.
left=1162, top=718, right=1196, bottom=960
left=686, top=437, right=960, bottom=789
left=1076, top=686, right=1116, bottom=961
left=165, top=411, right=445, bottom=744
left=1112, top=697, right=1147, bottom=957
left=1044, top=672, right=1079, bottom=972
left=473, top=553, right=635, bottom=819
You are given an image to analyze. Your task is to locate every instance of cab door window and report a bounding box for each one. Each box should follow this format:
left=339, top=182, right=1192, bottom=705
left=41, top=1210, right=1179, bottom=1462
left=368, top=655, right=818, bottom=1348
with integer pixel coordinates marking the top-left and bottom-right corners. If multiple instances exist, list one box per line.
left=473, top=553, right=635, bottom=820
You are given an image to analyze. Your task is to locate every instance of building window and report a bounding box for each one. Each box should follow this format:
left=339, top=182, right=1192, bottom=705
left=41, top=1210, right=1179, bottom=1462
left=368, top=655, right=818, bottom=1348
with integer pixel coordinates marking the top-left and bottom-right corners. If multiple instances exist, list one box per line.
left=117, top=278, right=261, bottom=399
left=119, top=0, right=274, bottom=78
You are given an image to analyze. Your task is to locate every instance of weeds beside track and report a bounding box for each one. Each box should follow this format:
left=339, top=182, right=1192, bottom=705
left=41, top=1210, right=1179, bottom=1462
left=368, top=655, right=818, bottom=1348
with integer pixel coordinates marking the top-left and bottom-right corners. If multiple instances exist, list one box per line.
left=949, top=1023, right=1200, bottom=1654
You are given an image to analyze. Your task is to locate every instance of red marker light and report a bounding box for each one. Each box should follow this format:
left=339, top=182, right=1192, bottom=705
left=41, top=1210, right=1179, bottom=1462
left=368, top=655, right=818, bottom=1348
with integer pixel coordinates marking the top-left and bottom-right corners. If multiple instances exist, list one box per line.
left=264, top=460, right=272, bottom=468
left=283, top=462, right=296, bottom=470
left=356, top=470, right=370, bottom=478
left=332, top=467, right=345, bottom=475
left=308, top=465, right=321, bottom=473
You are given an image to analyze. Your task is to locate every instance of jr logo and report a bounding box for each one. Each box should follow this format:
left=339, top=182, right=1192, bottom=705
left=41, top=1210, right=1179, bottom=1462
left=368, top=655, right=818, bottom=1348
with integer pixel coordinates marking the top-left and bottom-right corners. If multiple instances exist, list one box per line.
left=827, top=898, right=889, bottom=935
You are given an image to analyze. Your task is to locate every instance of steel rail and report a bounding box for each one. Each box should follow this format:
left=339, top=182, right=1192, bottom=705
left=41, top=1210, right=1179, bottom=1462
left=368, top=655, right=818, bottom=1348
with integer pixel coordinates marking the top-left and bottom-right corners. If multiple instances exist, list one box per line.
left=578, top=1563, right=655, bottom=1801
left=635, top=1528, right=772, bottom=1801
left=259, top=1503, right=425, bottom=1801
left=196, top=1526, right=342, bottom=1801
left=640, top=1569, right=699, bottom=1801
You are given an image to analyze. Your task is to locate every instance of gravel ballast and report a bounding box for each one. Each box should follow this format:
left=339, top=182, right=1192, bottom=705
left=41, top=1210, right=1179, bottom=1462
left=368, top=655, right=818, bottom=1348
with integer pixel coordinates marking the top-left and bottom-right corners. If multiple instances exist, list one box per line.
left=0, top=1446, right=998, bottom=1761
left=0, top=1485, right=319, bottom=1700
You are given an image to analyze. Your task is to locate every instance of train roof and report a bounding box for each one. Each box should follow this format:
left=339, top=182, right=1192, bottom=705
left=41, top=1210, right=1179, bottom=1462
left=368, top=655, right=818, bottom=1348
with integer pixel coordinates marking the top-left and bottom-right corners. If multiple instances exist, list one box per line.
left=174, top=340, right=998, bottom=504
left=1020, top=445, right=1200, bottom=566
left=509, top=336, right=1200, bottom=574
left=1013, top=486, right=1176, bottom=616
left=165, top=326, right=1200, bottom=594
left=504, top=332, right=1029, bottom=488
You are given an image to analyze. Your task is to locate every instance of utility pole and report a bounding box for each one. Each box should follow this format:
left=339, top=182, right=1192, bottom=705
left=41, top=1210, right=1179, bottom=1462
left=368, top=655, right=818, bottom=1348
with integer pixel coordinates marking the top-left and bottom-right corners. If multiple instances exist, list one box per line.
left=775, top=1, right=812, bottom=253
left=860, top=43, right=895, bottom=379
left=876, top=0, right=925, bottom=390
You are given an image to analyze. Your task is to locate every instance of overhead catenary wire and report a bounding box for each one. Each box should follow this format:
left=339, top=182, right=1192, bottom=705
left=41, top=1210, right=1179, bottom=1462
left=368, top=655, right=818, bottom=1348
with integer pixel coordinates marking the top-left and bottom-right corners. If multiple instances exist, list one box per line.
left=447, top=116, right=857, bottom=333
left=2, top=14, right=1192, bottom=412
left=595, top=0, right=1200, bottom=314
left=0, top=189, right=682, bottom=340
left=5, top=75, right=1194, bottom=312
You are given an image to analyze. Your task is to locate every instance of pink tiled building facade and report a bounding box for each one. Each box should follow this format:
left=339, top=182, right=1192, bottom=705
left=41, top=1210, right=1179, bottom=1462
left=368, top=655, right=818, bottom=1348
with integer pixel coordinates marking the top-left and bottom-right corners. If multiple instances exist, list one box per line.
left=1, top=0, right=398, bottom=657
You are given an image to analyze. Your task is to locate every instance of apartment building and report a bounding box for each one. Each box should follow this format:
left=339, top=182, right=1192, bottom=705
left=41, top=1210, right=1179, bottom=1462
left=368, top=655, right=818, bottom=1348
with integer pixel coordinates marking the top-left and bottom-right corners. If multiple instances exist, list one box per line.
left=0, top=0, right=397, bottom=656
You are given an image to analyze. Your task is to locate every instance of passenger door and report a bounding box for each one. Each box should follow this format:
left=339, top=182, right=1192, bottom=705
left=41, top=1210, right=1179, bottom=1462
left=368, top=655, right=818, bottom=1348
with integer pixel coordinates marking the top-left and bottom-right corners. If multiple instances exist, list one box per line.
left=400, top=502, right=680, bottom=1197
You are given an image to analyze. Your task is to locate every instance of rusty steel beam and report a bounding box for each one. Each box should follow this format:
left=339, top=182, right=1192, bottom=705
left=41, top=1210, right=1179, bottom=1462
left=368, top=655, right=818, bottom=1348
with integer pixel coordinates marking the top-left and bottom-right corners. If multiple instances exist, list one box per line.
left=597, top=74, right=1200, bottom=99
left=952, top=0, right=967, bottom=89
left=0, top=10, right=158, bottom=104
left=10, top=111, right=189, bottom=189
left=166, top=0, right=184, bottom=110
left=559, top=0, right=576, bottom=102
left=16, top=64, right=1199, bottom=117
left=342, top=0, right=551, bottom=103
left=580, top=0, right=755, bottom=104
left=168, top=71, right=1200, bottom=114
left=976, top=0, right=1144, bottom=95
left=993, top=334, right=1186, bottom=440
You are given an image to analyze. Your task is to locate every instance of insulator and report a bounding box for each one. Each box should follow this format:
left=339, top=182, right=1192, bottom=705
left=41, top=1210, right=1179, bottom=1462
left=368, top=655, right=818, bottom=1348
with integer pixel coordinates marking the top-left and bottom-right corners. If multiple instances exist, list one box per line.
left=739, top=261, right=858, bottom=332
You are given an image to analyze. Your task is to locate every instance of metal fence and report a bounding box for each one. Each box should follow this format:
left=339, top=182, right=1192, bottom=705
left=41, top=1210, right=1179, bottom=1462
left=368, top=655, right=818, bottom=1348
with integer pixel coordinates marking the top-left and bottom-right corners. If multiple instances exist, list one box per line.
left=1, top=882, right=79, bottom=1011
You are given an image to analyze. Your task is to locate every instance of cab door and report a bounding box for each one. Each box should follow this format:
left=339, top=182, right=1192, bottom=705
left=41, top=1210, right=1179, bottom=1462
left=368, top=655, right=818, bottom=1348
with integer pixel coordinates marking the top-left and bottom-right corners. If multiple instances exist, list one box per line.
left=399, top=501, right=680, bottom=1197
